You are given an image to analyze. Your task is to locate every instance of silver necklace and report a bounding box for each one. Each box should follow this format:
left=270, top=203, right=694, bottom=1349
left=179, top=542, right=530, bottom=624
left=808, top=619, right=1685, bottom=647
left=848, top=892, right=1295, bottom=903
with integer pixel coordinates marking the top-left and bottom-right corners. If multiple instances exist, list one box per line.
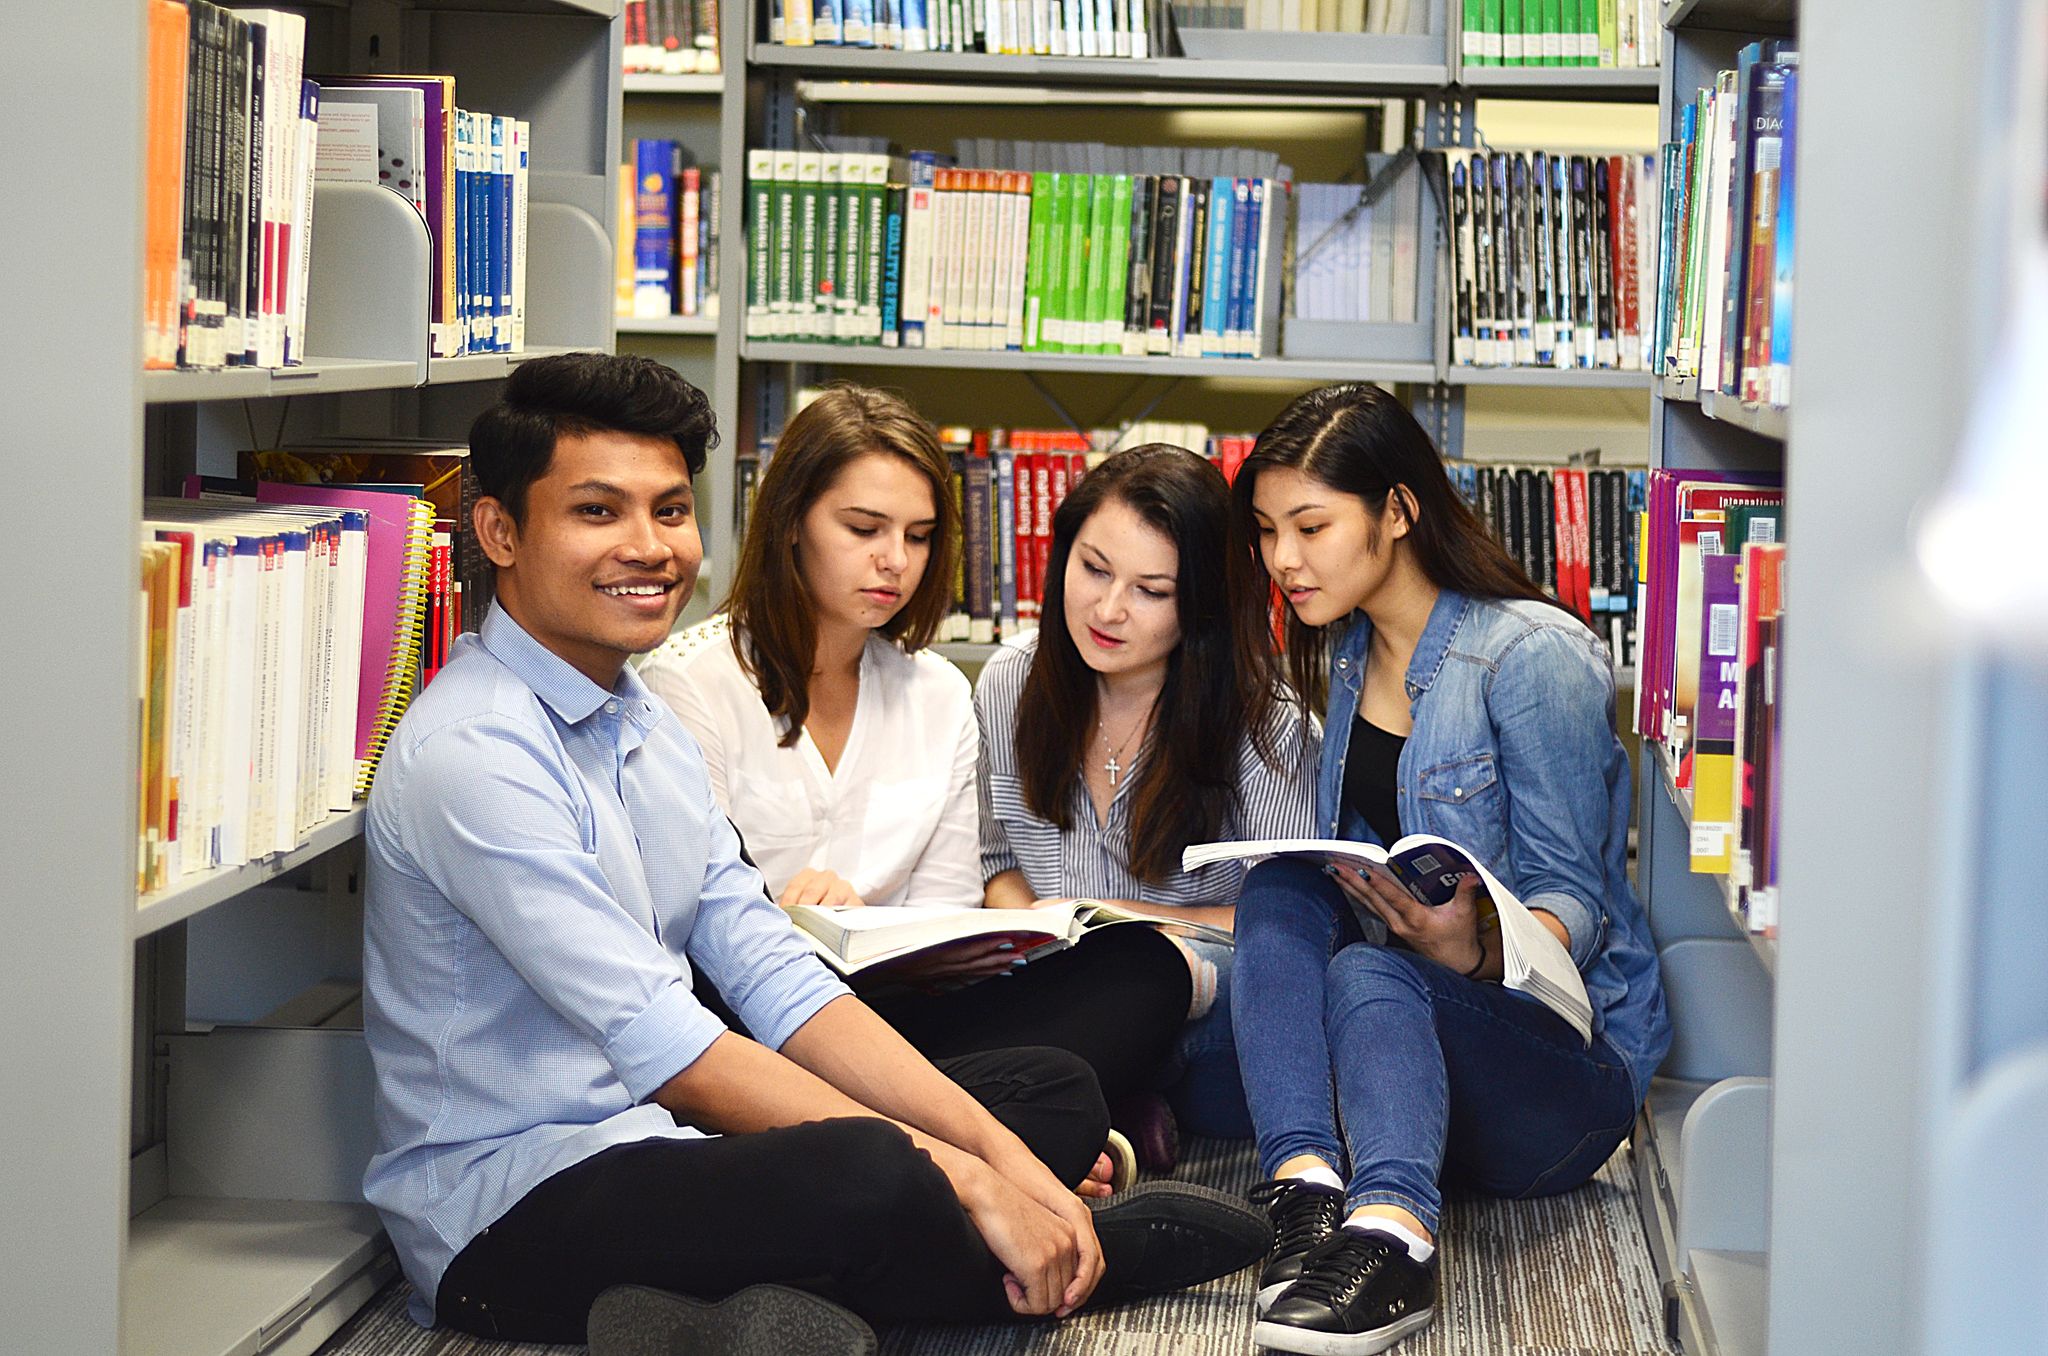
left=1097, top=710, right=1149, bottom=786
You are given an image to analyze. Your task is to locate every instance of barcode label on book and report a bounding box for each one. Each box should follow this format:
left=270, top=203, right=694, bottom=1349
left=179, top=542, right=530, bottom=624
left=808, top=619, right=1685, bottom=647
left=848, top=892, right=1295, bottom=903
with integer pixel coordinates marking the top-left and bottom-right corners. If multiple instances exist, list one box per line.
left=1746, top=518, right=1778, bottom=544
left=1699, top=530, right=1723, bottom=555
left=1690, top=823, right=1729, bottom=858
left=1708, top=603, right=1739, bottom=656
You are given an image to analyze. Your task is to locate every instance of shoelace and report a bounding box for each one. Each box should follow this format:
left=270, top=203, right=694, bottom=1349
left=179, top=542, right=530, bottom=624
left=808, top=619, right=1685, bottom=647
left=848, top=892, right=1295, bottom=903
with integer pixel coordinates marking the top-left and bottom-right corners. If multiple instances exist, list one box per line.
left=1248, top=1180, right=1343, bottom=1257
left=1284, top=1230, right=1400, bottom=1306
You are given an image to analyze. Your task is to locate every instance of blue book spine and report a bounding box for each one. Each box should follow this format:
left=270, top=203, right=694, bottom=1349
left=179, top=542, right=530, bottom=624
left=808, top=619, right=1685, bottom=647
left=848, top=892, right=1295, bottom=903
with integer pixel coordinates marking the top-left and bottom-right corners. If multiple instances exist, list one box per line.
left=492, top=116, right=512, bottom=352
left=1199, top=176, right=1233, bottom=356
left=471, top=113, right=492, bottom=353
left=1768, top=68, right=1797, bottom=405
left=898, top=151, right=940, bottom=346
left=815, top=0, right=843, bottom=43
left=994, top=446, right=1018, bottom=635
left=453, top=114, right=472, bottom=356
left=843, top=0, right=876, bottom=45
left=1226, top=177, right=1255, bottom=356
left=633, top=139, right=678, bottom=319
left=901, top=0, right=929, bottom=48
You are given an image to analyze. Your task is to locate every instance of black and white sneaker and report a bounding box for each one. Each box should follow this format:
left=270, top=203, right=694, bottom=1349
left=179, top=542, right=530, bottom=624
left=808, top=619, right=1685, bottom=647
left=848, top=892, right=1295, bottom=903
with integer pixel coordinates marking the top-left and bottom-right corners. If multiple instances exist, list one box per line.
left=1247, top=1178, right=1344, bottom=1313
left=1251, top=1227, right=1438, bottom=1355
left=586, top=1283, right=877, bottom=1356
left=1088, top=1180, right=1274, bottom=1305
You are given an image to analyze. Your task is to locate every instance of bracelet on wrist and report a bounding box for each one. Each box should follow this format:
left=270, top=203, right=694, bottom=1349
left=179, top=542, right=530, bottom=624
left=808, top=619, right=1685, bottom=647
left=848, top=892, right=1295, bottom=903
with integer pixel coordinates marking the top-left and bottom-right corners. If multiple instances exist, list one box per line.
left=1461, top=944, right=1488, bottom=980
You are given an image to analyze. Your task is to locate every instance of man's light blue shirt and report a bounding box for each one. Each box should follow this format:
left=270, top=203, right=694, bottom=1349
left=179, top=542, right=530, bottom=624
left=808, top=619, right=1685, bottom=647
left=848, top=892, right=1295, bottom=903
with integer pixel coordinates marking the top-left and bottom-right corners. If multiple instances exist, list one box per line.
left=362, top=605, right=849, bottom=1323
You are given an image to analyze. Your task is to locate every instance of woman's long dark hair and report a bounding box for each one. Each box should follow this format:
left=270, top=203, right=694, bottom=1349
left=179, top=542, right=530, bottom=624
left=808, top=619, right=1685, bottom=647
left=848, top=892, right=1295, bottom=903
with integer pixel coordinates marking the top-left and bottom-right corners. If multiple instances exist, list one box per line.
left=1231, top=383, right=1561, bottom=715
left=1016, top=444, right=1282, bottom=883
left=723, top=383, right=958, bottom=746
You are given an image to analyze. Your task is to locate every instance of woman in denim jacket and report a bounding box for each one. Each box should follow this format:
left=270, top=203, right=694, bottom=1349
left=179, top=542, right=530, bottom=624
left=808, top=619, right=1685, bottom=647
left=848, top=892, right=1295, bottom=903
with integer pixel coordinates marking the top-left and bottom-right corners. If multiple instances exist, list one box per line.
left=1229, top=384, right=1672, bottom=1356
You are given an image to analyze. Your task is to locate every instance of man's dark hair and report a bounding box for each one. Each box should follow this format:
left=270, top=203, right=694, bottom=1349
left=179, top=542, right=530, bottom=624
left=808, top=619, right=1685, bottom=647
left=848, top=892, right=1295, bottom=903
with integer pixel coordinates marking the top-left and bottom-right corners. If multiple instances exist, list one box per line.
left=468, top=351, right=718, bottom=525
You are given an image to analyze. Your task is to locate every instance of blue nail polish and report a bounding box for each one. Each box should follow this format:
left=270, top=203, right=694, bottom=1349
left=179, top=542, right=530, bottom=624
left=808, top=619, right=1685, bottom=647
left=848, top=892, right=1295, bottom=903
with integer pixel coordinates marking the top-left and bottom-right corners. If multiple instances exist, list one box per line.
left=995, top=941, right=1015, bottom=951
left=1010, top=958, right=1028, bottom=968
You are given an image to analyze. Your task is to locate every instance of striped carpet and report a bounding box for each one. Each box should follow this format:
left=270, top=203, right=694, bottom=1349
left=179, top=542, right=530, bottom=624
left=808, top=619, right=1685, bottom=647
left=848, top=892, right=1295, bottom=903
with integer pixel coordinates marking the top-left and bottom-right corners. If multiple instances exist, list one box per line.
left=318, top=1139, right=1677, bottom=1356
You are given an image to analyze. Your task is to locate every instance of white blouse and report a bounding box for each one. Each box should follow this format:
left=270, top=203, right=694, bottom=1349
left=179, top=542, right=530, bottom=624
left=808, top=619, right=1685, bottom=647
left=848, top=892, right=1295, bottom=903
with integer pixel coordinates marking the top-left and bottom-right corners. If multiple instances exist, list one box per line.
left=638, top=615, right=983, bottom=909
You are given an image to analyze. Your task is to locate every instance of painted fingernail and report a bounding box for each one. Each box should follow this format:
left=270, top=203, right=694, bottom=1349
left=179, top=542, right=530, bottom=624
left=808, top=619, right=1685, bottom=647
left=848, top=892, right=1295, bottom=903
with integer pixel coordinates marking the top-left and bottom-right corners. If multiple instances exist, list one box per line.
left=996, top=941, right=1015, bottom=951
left=1010, top=958, right=1028, bottom=968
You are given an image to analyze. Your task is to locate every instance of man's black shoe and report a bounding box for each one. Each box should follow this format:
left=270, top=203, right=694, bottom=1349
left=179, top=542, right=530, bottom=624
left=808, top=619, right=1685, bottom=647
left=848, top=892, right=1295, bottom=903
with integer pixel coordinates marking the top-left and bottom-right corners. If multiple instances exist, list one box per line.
left=1248, top=1177, right=1344, bottom=1312
left=1088, top=1180, right=1272, bottom=1305
left=1252, top=1227, right=1438, bottom=1355
left=587, top=1283, right=877, bottom=1356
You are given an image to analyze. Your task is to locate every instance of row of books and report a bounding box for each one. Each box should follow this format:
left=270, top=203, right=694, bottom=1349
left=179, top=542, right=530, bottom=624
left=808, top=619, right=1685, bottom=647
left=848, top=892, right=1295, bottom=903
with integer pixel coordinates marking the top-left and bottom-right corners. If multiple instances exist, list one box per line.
left=765, top=0, right=1166, bottom=56
left=144, top=1, right=317, bottom=371
left=617, top=145, right=723, bottom=320
left=623, top=0, right=722, bottom=73
left=1292, top=177, right=1424, bottom=325
left=1173, top=0, right=1431, bottom=34
left=1654, top=42, right=1798, bottom=407
left=1458, top=0, right=1661, bottom=68
left=1445, top=462, right=1644, bottom=668
left=1438, top=147, right=1657, bottom=371
left=1631, top=468, right=1785, bottom=921
left=742, top=142, right=1288, bottom=357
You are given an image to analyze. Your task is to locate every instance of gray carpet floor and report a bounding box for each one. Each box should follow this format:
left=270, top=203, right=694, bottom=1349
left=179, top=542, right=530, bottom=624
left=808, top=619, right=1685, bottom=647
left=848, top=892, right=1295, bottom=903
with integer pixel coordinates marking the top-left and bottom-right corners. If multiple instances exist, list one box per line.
left=317, top=1137, right=1677, bottom=1356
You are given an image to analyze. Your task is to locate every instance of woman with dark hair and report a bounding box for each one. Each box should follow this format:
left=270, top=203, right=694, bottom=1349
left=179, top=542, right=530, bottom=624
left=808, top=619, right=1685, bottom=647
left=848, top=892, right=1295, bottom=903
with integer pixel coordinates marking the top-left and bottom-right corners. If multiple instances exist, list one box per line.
left=1227, top=384, right=1670, bottom=1356
left=977, top=444, right=1319, bottom=1156
left=639, top=386, right=1195, bottom=1184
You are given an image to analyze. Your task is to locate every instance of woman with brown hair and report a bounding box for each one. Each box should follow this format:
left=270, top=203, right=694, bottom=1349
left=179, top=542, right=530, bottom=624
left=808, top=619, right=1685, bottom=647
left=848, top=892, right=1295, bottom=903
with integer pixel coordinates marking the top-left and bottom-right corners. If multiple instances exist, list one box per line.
left=639, top=384, right=1194, bottom=1177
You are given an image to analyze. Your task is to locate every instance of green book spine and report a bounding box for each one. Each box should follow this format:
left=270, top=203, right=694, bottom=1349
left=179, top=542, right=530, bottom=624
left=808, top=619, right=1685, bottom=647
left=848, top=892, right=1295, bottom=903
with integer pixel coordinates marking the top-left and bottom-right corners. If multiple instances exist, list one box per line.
left=1461, top=0, right=1485, bottom=67
left=1579, top=0, right=1599, bottom=65
left=793, top=150, right=823, bottom=340
left=772, top=148, right=801, bottom=339
left=840, top=156, right=870, bottom=343
left=1079, top=176, right=1110, bottom=352
left=1596, top=0, right=1616, bottom=66
left=860, top=155, right=888, bottom=344
left=1482, top=0, right=1515, bottom=62
left=1542, top=0, right=1564, bottom=66
left=1043, top=173, right=1075, bottom=352
left=745, top=149, right=774, bottom=340
left=1022, top=172, right=1055, bottom=350
left=1064, top=175, right=1096, bottom=355
left=817, top=153, right=844, bottom=341
left=1501, top=0, right=1523, bottom=65
left=1096, top=174, right=1133, bottom=355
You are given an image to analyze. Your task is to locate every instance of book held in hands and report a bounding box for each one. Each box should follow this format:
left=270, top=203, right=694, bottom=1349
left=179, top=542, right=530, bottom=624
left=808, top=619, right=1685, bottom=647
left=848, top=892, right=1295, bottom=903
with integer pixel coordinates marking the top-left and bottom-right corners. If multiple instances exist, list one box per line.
left=787, top=899, right=1233, bottom=976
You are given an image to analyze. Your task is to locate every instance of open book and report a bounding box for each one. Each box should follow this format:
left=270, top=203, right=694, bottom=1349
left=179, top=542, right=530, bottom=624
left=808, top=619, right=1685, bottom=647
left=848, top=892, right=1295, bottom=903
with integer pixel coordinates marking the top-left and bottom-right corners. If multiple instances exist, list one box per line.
left=1181, top=836, right=1594, bottom=1045
left=787, top=899, right=1233, bottom=977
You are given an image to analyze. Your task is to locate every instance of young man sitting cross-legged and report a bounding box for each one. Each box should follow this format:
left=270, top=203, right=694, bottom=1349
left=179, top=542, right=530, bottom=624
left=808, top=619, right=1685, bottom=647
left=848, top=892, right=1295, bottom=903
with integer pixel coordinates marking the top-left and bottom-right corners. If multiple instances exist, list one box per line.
left=360, top=352, right=1269, bottom=1355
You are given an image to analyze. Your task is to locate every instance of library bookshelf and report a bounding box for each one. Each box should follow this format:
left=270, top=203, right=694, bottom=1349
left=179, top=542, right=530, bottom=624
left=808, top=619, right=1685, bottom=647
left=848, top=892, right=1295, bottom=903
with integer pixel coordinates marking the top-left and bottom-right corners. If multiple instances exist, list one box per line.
left=0, top=4, right=620, bottom=1354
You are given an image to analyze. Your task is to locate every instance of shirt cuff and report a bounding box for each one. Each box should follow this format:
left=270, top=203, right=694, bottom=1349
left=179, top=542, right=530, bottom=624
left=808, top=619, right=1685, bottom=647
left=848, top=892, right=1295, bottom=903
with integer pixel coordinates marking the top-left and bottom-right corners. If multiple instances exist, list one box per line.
left=736, top=961, right=852, bottom=1053
left=603, top=979, right=730, bottom=1104
left=1524, top=889, right=1605, bottom=970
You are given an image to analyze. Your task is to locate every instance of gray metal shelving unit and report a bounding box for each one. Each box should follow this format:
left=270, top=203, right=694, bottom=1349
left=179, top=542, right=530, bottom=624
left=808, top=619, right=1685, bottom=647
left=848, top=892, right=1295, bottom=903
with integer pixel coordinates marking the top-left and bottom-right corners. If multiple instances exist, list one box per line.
left=0, top=4, right=621, bottom=1353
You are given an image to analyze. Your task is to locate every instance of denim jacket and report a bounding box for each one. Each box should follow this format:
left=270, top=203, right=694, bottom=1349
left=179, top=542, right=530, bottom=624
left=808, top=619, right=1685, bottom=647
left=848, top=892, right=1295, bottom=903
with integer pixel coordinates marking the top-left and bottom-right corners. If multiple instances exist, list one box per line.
left=1319, top=590, right=1671, bottom=1098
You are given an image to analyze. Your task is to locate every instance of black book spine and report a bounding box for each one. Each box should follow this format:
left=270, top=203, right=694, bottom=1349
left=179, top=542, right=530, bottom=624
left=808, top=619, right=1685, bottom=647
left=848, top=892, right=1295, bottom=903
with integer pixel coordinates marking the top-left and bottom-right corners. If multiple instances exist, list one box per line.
left=1477, top=468, right=1499, bottom=549
left=1146, top=176, right=1181, bottom=353
left=1570, top=156, right=1595, bottom=367
left=1488, top=154, right=1511, bottom=365
left=1538, top=470, right=1558, bottom=595
left=1181, top=178, right=1210, bottom=355
left=1123, top=174, right=1154, bottom=352
left=220, top=16, right=246, bottom=365
left=1502, top=467, right=1524, bottom=575
left=241, top=18, right=265, bottom=365
left=1593, top=161, right=1616, bottom=362
left=1588, top=467, right=1607, bottom=606
left=1531, top=151, right=1555, bottom=366
left=1469, top=153, right=1493, bottom=356
left=204, top=3, right=228, bottom=362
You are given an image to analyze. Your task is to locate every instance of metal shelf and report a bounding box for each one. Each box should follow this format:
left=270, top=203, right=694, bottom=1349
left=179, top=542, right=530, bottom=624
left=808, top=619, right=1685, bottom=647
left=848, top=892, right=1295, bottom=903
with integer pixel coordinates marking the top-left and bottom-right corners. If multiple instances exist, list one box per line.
left=750, top=43, right=1451, bottom=94
left=423, top=344, right=588, bottom=385
left=623, top=71, right=725, bottom=94
left=1655, top=743, right=1776, bottom=972
left=124, top=1198, right=393, bottom=1356
left=1698, top=389, right=1788, bottom=442
left=142, top=359, right=424, bottom=405
left=1662, top=0, right=1796, bottom=32
left=1661, top=373, right=1701, bottom=403
left=133, top=808, right=366, bottom=941
left=1455, top=64, right=1663, bottom=99
left=1451, top=364, right=1657, bottom=389
left=618, top=313, right=721, bottom=336
left=743, top=340, right=1441, bottom=384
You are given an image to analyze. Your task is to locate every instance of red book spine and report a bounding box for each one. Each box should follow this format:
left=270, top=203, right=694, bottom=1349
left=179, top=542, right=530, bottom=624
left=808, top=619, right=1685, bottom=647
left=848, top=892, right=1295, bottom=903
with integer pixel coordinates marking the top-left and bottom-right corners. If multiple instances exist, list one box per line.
left=1043, top=451, right=1068, bottom=616
left=1014, top=443, right=1038, bottom=622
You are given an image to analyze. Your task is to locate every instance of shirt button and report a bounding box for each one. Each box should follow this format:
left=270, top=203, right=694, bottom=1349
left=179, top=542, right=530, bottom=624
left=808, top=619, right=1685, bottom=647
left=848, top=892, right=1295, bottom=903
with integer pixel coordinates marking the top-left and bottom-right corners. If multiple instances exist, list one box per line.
left=1453, top=787, right=1463, bottom=799
left=605, top=701, right=619, bottom=714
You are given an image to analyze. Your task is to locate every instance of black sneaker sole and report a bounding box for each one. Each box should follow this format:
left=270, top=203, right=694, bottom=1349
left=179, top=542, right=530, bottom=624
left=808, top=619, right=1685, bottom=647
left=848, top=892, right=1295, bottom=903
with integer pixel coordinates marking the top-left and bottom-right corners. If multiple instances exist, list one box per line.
left=587, top=1283, right=878, bottom=1356
left=1089, top=1180, right=1275, bottom=1304
left=1250, top=1305, right=1436, bottom=1355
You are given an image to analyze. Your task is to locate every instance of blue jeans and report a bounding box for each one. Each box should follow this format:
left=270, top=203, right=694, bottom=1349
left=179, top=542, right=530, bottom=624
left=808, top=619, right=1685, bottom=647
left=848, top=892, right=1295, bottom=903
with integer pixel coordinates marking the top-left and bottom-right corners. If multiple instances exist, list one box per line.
left=1160, top=939, right=1253, bottom=1140
left=1233, top=859, right=1638, bottom=1232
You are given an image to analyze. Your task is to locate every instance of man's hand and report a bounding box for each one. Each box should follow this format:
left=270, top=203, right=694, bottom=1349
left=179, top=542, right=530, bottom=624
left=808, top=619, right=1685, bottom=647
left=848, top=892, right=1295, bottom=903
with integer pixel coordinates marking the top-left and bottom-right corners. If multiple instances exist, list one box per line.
left=777, top=868, right=864, bottom=910
left=976, top=1140, right=1106, bottom=1314
left=928, top=1144, right=1100, bottom=1316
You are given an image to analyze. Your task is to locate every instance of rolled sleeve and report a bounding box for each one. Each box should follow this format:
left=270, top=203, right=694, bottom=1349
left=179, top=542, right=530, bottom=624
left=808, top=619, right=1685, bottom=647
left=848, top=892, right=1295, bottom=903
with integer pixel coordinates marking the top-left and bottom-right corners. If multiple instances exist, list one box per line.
left=1488, top=626, right=1617, bottom=970
left=604, top=978, right=731, bottom=1103
left=685, top=796, right=851, bottom=1051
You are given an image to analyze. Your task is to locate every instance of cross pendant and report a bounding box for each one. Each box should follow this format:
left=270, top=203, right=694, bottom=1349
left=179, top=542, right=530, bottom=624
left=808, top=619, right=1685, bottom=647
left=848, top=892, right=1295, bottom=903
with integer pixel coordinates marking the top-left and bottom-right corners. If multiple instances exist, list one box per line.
left=1105, top=753, right=1121, bottom=785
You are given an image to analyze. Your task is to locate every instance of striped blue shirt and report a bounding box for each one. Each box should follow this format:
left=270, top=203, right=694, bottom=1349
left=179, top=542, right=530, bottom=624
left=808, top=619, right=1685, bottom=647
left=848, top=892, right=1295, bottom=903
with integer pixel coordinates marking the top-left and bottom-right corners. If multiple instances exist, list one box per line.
left=975, top=633, right=1322, bottom=905
left=363, top=606, right=849, bottom=1323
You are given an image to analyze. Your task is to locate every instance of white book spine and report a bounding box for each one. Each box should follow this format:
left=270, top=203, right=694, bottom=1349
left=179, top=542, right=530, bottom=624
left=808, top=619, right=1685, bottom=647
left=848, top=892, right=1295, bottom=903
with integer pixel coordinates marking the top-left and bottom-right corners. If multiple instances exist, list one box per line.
left=1005, top=178, right=1032, bottom=348
left=511, top=120, right=530, bottom=351
left=935, top=173, right=967, bottom=349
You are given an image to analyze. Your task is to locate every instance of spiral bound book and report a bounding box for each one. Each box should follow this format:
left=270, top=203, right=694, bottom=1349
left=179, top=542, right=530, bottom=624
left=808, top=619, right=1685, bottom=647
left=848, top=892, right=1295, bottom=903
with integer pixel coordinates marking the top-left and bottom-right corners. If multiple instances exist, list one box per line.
left=253, top=482, right=434, bottom=795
